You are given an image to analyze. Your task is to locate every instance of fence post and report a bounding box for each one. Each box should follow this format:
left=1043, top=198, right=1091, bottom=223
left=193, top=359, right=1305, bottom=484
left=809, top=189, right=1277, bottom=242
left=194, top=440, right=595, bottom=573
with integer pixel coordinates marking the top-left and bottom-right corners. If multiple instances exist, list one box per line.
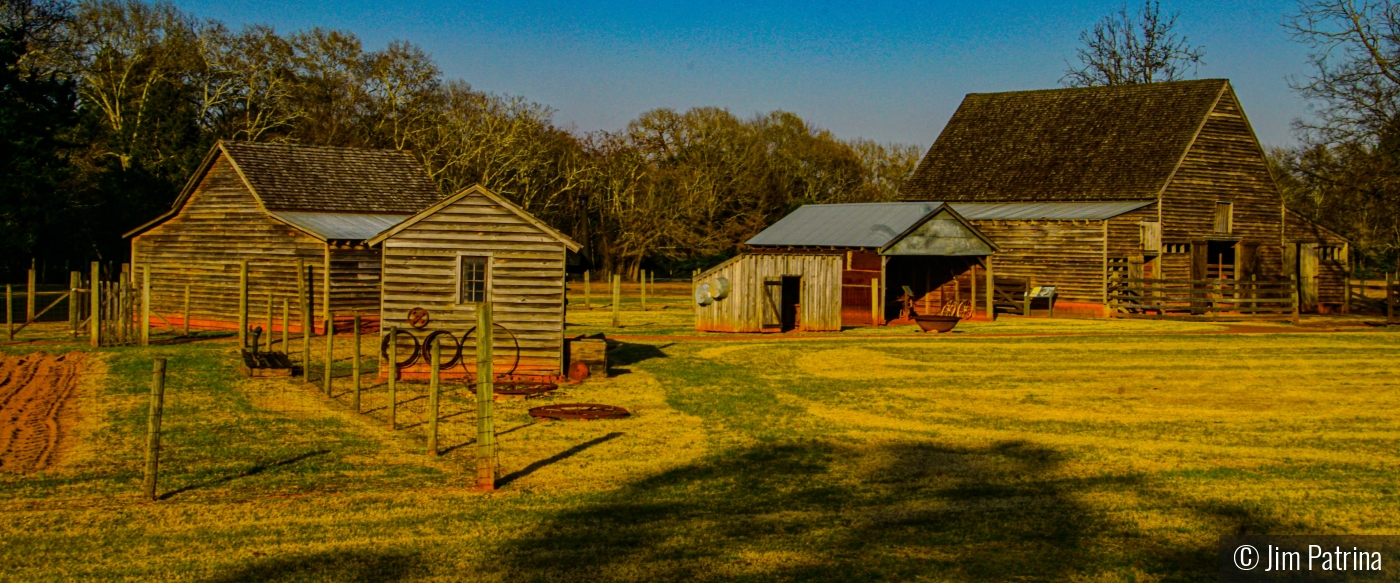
left=476, top=301, right=496, bottom=491
left=640, top=269, right=647, bottom=312
left=387, top=326, right=397, bottom=430
left=183, top=284, right=190, bottom=336
left=281, top=299, right=288, bottom=354
left=1388, top=275, right=1396, bottom=325
left=68, top=271, right=79, bottom=336
left=1290, top=274, right=1301, bottom=324
left=90, top=262, right=100, bottom=348
left=427, top=335, right=441, bottom=455
left=264, top=294, right=272, bottom=353
left=1343, top=274, right=1352, bottom=315
left=611, top=274, right=621, bottom=328
left=27, top=267, right=35, bottom=323
left=985, top=259, right=996, bottom=322
left=584, top=270, right=591, bottom=310
left=143, top=358, right=166, bottom=501
left=298, top=259, right=310, bottom=377
left=1048, top=291, right=1056, bottom=318
left=352, top=314, right=361, bottom=412
left=1022, top=282, right=1032, bottom=317
left=5, top=285, right=11, bottom=342
left=238, top=260, right=248, bottom=349
left=141, top=266, right=150, bottom=346
left=323, top=317, right=334, bottom=395
left=870, top=278, right=879, bottom=326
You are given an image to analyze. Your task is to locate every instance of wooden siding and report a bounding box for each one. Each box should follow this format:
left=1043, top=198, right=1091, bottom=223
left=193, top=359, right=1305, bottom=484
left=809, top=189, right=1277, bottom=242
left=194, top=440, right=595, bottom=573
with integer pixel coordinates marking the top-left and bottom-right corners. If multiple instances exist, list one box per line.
left=968, top=220, right=1108, bottom=305
left=1285, top=210, right=1349, bottom=308
left=694, top=254, right=843, bottom=333
left=380, top=192, right=567, bottom=375
left=131, top=157, right=350, bottom=333
left=1159, top=88, right=1285, bottom=280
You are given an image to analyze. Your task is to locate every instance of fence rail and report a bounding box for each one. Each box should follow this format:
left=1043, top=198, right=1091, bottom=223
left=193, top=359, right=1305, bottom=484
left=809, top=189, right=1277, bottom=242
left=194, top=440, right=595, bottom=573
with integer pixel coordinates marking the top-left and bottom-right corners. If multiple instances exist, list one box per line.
left=1108, top=275, right=1299, bottom=320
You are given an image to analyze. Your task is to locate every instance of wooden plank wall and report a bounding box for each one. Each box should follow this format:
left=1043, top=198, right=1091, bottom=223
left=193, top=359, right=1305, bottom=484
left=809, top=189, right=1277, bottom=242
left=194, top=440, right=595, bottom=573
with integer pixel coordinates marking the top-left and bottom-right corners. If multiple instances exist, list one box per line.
left=967, top=220, right=1107, bottom=304
left=1159, top=88, right=1285, bottom=280
left=131, top=157, right=344, bottom=333
left=380, top=192, right=568, bottom=375
left=1285, top=210, right=1349, bottom=307
left=694, top=254, right=842, bottom=333
left=329, top=245, right=382, bottom=328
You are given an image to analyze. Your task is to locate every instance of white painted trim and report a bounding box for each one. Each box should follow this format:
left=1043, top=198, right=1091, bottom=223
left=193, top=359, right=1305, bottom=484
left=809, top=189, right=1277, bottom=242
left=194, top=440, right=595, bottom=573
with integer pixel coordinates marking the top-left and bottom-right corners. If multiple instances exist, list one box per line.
left=454, top=251, right=494, bottom=305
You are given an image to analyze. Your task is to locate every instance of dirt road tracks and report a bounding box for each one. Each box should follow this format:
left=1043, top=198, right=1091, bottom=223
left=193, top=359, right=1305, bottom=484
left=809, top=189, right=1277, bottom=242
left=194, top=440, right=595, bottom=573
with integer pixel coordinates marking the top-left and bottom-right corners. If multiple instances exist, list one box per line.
left=0, top=352, right=86, bottom=473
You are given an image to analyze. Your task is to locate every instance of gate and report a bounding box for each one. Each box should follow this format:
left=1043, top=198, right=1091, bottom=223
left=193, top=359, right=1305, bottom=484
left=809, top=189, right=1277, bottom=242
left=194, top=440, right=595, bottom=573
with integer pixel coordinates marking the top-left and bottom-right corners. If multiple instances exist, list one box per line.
left=95, top=277, right=137, bottom=347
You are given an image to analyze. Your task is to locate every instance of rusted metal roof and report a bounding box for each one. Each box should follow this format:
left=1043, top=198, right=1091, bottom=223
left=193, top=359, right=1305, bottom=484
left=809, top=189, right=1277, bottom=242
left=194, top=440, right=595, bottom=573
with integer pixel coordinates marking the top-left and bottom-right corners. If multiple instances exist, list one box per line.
left=950, top=201, right=1153, bottom=221
left=269, top=211, right=411, bottom=241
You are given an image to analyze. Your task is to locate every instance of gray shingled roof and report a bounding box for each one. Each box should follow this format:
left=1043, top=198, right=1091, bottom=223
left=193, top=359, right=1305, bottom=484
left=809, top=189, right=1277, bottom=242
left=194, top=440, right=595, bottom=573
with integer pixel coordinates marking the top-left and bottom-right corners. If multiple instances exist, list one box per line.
left=900, top=79, right=1228, bottom=202
left=221, top=141, right=443, bottom=213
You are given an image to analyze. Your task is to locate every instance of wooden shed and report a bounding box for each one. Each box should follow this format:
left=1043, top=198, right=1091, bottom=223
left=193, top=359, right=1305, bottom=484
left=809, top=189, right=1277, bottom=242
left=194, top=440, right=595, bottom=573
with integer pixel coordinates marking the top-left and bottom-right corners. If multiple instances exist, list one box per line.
left=695, top=203, right=996, bottom=332
left=368, top=185, right=581, bottom=378
left=125, top=141, right=443, bottom=333
left=899, top=79, right=1351, bottom=313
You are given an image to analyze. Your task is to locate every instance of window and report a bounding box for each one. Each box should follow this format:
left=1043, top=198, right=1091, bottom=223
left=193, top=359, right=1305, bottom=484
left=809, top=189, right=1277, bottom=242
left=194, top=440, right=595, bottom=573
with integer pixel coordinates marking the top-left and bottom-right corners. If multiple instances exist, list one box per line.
left=458, top=255, right=490, bottom=304
left=1214, top=202, right=1233, bottom=234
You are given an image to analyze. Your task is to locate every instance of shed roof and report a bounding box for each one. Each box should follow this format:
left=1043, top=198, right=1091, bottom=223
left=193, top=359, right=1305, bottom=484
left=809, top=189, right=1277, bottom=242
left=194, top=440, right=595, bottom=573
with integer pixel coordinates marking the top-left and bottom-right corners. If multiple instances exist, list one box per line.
left=899, top=79, right=1229, bottom=202
left=268, top=212, right=409, bottom=241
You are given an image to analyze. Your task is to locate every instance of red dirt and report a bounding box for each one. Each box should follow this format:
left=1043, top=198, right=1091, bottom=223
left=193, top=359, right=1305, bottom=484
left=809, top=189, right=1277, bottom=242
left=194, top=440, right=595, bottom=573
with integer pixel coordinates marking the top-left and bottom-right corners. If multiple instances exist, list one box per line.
left=0, top=352, right=86, bottom=473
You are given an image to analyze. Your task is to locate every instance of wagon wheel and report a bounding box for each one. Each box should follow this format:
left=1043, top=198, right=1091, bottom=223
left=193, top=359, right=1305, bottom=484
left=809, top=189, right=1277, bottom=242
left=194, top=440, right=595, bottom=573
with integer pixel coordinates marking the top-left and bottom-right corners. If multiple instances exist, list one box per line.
left=380, top=330, right=421, bottom=368
left=421, top=330, right=463, bottom=369
left=955, top=300, right=973, bottom=319
left=458, top=323, right=521, bottom=378
left=407, top=307, right=431, bottom=329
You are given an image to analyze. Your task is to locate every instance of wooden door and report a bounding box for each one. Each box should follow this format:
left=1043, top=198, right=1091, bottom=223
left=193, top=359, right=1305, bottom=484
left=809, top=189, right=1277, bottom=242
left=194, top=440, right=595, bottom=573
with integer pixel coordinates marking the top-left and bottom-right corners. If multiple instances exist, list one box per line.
left=1299, top=243, right=1319, bottom=311
left=1190, top=241, right=1208, bottom=280
left=762, top=279, right=782, bottom=328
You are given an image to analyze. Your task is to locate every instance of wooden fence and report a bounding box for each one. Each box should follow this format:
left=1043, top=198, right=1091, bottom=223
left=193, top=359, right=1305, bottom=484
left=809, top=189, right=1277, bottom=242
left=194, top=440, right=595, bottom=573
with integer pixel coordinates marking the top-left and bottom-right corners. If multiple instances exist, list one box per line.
left=1345, top=278, right=1397, bottom=323
left=1108, top=274, right=1299, bottom=320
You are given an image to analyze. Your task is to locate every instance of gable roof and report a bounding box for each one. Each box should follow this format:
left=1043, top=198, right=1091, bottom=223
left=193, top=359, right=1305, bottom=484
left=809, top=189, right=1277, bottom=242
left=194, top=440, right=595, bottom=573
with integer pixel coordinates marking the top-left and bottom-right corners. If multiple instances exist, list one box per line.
left=124, top=141, right=443, bottom=239
left=744, top=202, right=998, bottom=255
left=367, top=184, right=582, bottom=252
left=899, top=79, right=1230, bottom=202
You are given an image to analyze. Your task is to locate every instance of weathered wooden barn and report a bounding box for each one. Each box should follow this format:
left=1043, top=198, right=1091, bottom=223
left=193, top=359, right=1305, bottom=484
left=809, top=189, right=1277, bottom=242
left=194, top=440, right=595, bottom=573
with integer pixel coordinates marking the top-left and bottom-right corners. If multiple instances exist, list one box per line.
left=125, top=141, right=443, bottom=333
left=694, top=203, right=997, bottom=331
left=368, top=185, right=580, bottom=377
left=898, top=79, right=1350, bottom=314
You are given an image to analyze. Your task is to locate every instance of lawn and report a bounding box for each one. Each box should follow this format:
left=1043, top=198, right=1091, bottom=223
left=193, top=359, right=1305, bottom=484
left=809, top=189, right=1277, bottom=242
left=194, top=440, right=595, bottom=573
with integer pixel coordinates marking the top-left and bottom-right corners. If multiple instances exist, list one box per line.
left=1, top=289, right=1397, bottom=582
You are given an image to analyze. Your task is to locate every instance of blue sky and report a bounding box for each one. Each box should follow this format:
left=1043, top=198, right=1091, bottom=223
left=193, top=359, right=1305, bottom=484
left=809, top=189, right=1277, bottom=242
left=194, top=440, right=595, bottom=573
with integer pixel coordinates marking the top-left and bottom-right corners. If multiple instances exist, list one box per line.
left=172, top=0, right=1313, bottom=148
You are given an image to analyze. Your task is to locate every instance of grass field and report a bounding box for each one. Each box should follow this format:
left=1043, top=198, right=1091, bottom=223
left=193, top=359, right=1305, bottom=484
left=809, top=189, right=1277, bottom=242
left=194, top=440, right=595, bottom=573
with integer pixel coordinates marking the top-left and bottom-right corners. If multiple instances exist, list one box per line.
left=1, top=285, right=1397, bottom=582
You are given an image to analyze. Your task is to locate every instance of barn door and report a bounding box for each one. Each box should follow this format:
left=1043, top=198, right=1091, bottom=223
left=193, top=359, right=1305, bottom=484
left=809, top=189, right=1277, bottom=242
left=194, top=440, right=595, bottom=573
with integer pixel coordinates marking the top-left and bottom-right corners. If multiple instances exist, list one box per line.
left=762, top=278, right=782, bottom=328
left=1299, top=243, right=1319, bottom=311
left=1190, top=241, right=1208, bottom=280
left=1239, top=242, right=1259, bottom=280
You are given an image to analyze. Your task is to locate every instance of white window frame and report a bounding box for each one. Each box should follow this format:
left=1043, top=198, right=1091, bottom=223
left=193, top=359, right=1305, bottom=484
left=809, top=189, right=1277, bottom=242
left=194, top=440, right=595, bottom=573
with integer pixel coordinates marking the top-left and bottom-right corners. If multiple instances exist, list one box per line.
left=455, top=252, right=493, bottom=305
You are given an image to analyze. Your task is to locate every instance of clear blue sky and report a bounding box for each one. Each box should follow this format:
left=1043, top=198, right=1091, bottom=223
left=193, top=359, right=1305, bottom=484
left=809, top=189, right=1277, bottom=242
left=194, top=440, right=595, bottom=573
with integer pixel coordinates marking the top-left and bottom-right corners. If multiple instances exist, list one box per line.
left=172, top=0, right=1312, bottom=149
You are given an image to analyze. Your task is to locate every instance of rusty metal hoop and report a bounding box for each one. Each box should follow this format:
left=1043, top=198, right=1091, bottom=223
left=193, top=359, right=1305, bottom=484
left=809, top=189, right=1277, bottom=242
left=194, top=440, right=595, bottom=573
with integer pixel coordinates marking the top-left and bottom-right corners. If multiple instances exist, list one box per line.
left=528, top=403, right=630, bottom=421
left=380, top=330, right=421, bottom=368
left=494, top=381, right=558, bottom=397
left=407, top=307, right=430, bottom=329
left=459, top=323, right=521, bottom=377
left=421, top=330, right=463, bottom=369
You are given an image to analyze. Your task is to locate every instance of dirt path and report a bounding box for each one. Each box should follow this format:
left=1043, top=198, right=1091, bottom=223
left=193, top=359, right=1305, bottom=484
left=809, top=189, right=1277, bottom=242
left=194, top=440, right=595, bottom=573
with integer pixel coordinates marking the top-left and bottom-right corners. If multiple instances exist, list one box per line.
left=0, top=352, right=86, bottom=473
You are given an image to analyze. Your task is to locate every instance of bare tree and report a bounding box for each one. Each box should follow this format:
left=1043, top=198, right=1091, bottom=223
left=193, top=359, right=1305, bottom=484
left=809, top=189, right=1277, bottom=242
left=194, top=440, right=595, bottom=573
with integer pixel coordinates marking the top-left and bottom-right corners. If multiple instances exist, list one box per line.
left=1286, top=0, right=1400, bottom=145
left=1062, top=1, right=1205, bottom=87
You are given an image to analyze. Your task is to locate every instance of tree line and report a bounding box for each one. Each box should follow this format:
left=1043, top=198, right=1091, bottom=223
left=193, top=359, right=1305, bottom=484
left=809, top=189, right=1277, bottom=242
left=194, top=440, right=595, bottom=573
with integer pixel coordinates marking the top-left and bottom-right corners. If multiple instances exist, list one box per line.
left=0, top=0, right=921, bottom=281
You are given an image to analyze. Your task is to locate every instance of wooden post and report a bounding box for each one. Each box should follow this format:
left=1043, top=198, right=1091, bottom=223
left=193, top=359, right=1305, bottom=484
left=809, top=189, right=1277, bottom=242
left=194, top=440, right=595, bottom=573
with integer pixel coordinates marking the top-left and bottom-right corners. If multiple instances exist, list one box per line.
left=352, top=314, right=361, bottom=412
left=1388, top=274, right=1396, bottom=325
left=264, top=294, right=272, bottom=353
left=141, top=266, right=150, bottom=346
left=281, top=299, right=288, bottom=353
left=323, top=252, right=332, bottom=330
left=143, top=358, right=166, bottom=501
left=985, top=258, right=995, bottom=322
left=640, top=269, right=647, bottom=311
left=584, top=270, right=591, bottom=309
left=870, top=278, right=879, bottom=326
left=26, top=267, right=35, bottom=322
left=970, top=264, right=977, bottom=318
left=1048, top=291, right=1056, bottom=318
left=182, top=284, right=190, bottom=336
left=238, top=260, right=248, bottom=349
left=68, top=271, right=79, bottom=336
left=1291, top=274, right=1301, bottom=324
left=5, top=285, right=11, bottom=342
left=650, top=270, right=655, bottom=297
left=90, top=262, right=100, bottom=347
left=427, top=335, right=440, bottom=455
left=387, top=326, right=398, bottom=430
left=298, top=259, right=310, bottom=375
left=476, top=301, right=495, bottom=491
left=1343, top=275, right=1352, bottom=315
left=611, top=274, right=621, bottom=328
left=323, top=317, right=334, bottom=395
left=1023, top=281, right=1032, bottom=317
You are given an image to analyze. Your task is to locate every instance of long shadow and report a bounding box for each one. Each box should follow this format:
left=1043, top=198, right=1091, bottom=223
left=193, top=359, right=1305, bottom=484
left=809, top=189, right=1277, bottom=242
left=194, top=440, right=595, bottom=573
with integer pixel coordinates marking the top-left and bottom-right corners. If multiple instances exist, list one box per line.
left=497, top=432, right=623, bottom=488
left=609, top=342, right=671, bottom=367
left=491, top=439, right=1278, bottom=582
left=160, top=450, right=330, bottom=500
left=203, top=549, right=423, bottom=583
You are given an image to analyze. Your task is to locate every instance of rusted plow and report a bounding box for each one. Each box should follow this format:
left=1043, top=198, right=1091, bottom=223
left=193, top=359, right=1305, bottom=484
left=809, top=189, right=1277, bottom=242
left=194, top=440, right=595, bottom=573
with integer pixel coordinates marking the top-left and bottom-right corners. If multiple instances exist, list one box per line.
left=528, top=403, right=630, bottom=421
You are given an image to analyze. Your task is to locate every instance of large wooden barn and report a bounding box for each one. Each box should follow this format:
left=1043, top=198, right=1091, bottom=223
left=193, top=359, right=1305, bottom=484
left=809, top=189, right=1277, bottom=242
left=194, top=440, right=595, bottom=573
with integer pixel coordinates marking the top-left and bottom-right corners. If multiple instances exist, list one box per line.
left=125, top=141, right=443, bottom=333
left=694, top=203, right=997, bottom=332
left=368, top=185, right=580, bottom=378
left=898, top=79, right=1349, bottom=314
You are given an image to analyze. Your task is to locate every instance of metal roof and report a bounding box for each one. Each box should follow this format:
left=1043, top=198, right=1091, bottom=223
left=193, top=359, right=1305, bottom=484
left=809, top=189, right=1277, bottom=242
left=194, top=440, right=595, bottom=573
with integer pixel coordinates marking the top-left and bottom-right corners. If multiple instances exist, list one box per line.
left=948, top=201, right=1153, bottom=221
left=269, top=211, right=411, bottom=240
left=745, top=202, right=946, bottom=248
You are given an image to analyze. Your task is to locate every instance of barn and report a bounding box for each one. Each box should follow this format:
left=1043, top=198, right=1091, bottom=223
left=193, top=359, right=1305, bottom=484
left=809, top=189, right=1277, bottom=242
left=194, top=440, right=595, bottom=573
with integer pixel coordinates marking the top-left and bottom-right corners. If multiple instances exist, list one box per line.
left=367, top=185, right=581, bottom=378
left=125, top=141, right=444, bottom=334
left=693, top=202, right=997, bottom=332
left=898, top=79, right=1350, bottom=314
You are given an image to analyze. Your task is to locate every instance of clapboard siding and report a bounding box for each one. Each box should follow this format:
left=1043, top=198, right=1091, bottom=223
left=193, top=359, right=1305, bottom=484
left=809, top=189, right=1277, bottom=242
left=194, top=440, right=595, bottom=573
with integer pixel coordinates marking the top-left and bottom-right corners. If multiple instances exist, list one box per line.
left=694, top=254, right=843, bottom=333
left=380, top=191, right=568, bottom=375
left=1285, top=210, right=1349, bottom=307
left=970, top=220, right=1107, bottom=304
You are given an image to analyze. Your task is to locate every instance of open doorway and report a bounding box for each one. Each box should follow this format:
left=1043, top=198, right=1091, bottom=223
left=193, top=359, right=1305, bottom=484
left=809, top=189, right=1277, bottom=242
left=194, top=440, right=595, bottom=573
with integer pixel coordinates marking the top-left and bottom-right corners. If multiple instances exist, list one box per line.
left=780, top=276, right=801, bottom=332
left=1206, top=241, right=1237, bottom=280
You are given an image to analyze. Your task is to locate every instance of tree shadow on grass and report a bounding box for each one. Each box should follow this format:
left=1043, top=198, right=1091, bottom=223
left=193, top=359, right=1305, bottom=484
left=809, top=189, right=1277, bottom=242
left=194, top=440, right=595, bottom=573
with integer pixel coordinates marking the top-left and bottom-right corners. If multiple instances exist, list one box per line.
left=204, top=549, right=424, bottom=583
left=492, top=439, right=1281, bottom=582
left=497, top=432, right=623, bottom=488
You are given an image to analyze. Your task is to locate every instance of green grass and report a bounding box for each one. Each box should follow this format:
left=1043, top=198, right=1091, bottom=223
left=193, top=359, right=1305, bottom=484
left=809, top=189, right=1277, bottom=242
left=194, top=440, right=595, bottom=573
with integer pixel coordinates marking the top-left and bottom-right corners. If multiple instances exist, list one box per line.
left=1, top=300, right=1398, bottom=582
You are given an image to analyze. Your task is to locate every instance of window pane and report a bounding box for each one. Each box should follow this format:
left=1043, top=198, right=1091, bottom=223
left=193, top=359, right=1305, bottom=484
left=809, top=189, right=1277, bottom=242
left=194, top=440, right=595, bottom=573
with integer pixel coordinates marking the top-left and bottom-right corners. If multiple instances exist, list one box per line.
left=460, top=257, right=487, bottom=303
